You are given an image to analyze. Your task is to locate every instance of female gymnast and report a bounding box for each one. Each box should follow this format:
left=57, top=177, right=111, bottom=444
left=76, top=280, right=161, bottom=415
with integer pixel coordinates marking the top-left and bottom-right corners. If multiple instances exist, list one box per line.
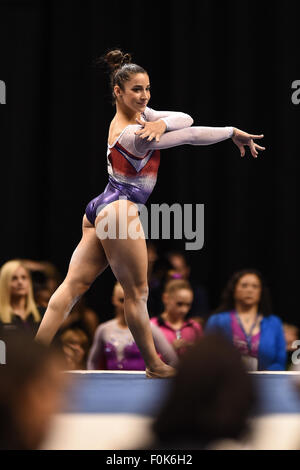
left=35, top=49, right=265, bottom=378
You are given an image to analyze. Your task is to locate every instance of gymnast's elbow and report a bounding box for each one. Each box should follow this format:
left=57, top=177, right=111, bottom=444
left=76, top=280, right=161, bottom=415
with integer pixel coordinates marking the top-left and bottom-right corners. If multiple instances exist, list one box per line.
left=181, top=112, right=194, bottom=127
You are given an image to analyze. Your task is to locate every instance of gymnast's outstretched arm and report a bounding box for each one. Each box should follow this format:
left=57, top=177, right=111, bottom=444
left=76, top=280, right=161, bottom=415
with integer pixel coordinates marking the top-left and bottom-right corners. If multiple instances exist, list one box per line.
left=122, top=119, right=265, bottom=158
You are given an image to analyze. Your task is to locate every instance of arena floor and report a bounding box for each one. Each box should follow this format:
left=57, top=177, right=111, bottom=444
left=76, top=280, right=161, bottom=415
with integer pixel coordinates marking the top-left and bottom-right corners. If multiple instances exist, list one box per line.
left=41, top=371, right=300, bottom=450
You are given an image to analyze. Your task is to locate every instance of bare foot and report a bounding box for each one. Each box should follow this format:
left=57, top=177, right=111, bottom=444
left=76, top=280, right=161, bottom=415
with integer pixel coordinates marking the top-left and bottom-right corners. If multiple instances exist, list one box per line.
left=146, top=363, right=176, bottom=379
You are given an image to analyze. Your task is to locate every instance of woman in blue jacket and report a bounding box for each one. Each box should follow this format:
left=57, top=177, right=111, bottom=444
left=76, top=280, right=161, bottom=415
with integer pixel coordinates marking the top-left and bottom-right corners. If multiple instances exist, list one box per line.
left=205, top=269, right=286, bottom=370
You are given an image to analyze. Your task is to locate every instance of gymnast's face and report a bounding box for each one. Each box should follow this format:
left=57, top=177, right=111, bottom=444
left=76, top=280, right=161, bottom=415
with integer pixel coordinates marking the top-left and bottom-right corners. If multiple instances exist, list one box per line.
left=164, top=288, right=193, bottom=319
left=115, top=73, right=150, bottom=114
left=234, top=274, right=262, bottom=308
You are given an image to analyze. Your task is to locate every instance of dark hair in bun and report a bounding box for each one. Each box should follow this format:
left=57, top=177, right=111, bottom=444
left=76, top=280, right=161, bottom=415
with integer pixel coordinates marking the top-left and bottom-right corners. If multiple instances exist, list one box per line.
left=96, top=48, right=147, bottom=104
left=104, top=49, right=132, bottom=72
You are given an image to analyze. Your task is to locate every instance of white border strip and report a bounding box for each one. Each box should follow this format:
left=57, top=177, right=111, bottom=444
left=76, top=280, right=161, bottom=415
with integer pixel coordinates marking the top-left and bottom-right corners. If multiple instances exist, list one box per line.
left=65, top=370, right=146, bottom=375
left=248, top=371, right=300, bottom=375
left=64, top=370, right=300, bottom=375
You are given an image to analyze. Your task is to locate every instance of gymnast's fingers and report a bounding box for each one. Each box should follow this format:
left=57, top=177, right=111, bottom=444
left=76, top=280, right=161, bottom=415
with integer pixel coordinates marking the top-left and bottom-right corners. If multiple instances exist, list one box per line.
left=250, top=140, right=258, bottom=158
left=139, top=130, right=151, bottom=139
left=255, top=144, right=266, bottom=151
left=136, top=117, right=145, bottom=127
left=135, top=120, right=146, bottom=135
left=147, top=132, right=156, bottom=141
left=249, top=134, right=264, bottom=139
left=239, top=144, right=246, bottom=157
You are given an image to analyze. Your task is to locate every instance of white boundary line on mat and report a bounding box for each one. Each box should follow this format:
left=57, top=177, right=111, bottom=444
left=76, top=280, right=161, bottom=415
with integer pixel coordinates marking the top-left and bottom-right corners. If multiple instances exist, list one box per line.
left=63, top=370, right=300, bottom=375
left=248, top=371, right=300, bottom=375
left=64, top=370, right=146, bottom=374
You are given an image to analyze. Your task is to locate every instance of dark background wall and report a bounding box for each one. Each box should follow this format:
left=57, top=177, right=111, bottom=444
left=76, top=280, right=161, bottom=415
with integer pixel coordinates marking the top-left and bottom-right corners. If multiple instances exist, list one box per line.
left=0, top=0, right=299, bottom=323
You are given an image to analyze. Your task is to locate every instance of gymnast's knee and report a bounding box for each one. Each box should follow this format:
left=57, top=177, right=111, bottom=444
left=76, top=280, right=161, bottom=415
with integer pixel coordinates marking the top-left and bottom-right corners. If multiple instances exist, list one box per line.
left=58, top=277, right=92, bottom=301
left=123, top=283, right=149, bottom=303
left=70, top=278, right=92, bottom=297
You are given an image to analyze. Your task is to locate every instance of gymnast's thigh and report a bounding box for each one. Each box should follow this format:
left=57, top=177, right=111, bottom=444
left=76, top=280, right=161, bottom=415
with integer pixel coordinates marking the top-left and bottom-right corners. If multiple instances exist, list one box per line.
left=65, top=214, right=109, bottom=286
left=94, top=200, right=148, bottom=293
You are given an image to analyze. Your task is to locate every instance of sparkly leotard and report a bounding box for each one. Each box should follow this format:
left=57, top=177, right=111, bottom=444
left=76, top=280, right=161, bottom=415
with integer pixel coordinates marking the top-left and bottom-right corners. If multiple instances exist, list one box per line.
left=87, top=318, right=178, bottom=370
left=85, top=107, right=233, bottom=225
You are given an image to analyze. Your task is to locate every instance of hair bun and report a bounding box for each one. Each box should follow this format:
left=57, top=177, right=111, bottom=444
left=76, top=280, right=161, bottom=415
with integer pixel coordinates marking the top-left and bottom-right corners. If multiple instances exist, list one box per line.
left=103, top=49, right=132, bottom=73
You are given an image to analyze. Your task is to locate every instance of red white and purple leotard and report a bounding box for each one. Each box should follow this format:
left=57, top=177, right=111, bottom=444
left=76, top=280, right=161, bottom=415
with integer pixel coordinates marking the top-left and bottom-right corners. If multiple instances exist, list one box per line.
left=85, top=107, right=233, bottom=225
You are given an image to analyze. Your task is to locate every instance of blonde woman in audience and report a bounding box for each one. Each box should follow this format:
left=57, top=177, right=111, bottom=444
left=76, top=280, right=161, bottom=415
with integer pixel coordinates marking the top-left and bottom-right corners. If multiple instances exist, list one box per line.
left=0, top=259, right=44, bottom=335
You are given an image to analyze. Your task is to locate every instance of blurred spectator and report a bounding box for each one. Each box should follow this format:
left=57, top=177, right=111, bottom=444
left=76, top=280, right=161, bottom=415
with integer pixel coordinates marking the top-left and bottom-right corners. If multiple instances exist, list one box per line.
left=147, top=241, right=159, bottom=282
left=59, top=296, right=99, bottom=341
left=151, top=334, right=256, bottom=450
left=147, top=242, right=173, bottom=317
left=206, top=269, right=286, bottom=371
left=166, top=251, right=209, bottom=318
left=151, top=279, right=203, bottom=357
left=283, top=323, right=300, bottom=369
left=21, top=259, right=62, bottom=308
left=59, top=327, right=90, bottom=370
left=0, top=259, right=45, bottom=336
left=0, top=332, right=65, bottom=450
left=147, top=245, right=209, bottom=319
left=87, top=282, right=177, bottom=370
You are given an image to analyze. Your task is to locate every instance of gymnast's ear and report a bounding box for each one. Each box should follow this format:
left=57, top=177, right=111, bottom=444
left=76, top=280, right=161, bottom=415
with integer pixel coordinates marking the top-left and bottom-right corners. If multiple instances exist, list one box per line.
left=114, top=84, right=122, bottom=99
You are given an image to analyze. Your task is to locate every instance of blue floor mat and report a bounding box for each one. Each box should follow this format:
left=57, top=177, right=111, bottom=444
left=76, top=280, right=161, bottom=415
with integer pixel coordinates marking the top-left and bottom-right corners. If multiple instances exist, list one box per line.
left=62, top=373, right=300, bottom=417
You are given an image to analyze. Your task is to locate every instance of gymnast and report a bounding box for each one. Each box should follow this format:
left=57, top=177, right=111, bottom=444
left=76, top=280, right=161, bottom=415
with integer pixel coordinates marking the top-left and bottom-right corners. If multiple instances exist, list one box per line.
left=35, top=49, right=265, bottom=378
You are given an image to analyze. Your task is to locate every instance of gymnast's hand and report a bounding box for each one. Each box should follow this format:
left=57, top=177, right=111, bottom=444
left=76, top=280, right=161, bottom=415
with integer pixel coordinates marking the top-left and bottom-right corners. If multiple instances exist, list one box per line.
left=232, top=128, right=265, bottom=158
left=135, top=117, right=167, bottom=142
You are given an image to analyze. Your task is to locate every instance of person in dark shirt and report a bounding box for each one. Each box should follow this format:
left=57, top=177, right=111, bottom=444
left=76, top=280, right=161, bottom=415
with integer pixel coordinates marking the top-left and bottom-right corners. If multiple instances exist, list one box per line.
left=0, top=259, right=45, bottom=336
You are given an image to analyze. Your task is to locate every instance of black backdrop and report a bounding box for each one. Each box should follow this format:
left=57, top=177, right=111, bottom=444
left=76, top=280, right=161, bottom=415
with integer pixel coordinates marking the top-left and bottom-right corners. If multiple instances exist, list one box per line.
left=0, top=0, right=299, bottom=323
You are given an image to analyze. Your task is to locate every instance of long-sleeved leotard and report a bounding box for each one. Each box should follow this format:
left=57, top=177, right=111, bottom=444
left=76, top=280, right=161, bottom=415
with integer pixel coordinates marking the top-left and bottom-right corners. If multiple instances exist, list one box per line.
left=85, top=107, right=233, bottom=225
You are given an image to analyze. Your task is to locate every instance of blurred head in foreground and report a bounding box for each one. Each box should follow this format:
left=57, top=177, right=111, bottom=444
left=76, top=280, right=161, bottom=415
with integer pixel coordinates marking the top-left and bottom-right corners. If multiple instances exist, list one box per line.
left=152, top=334, right=256, bottom=449
left=0, top=332, right=65, bottom=449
